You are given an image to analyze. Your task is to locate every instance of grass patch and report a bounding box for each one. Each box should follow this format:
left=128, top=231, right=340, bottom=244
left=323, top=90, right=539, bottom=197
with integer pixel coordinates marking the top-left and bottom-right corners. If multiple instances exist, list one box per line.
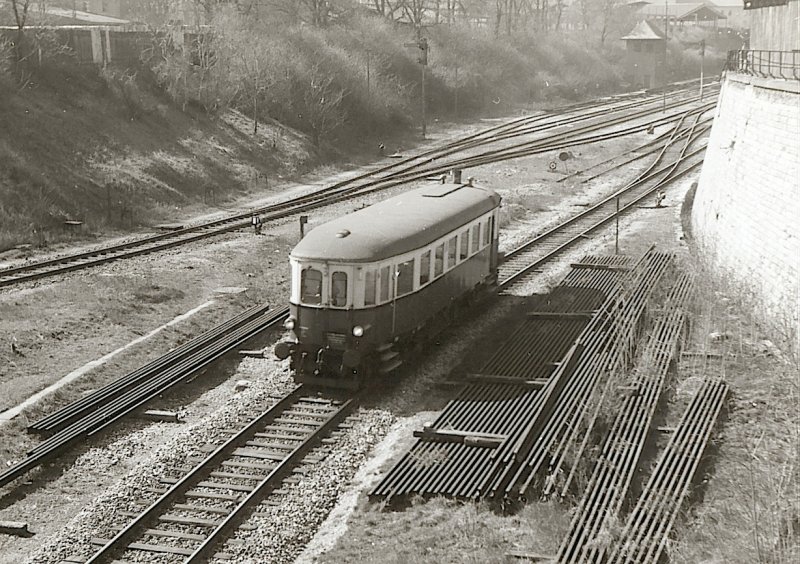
left=322, top=497, right=569, bottom=563
left=667, top=258, right=799, bottom=563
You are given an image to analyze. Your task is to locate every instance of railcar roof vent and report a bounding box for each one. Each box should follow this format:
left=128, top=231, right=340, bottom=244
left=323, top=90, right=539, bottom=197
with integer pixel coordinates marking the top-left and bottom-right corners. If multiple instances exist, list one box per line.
left=336, top=229, right=351, bottom=238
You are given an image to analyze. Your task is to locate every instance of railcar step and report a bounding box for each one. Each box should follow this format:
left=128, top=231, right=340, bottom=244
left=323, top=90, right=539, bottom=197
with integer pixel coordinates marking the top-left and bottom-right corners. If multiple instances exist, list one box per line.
left=378, top=359, right=403, bottom=374
left=379, top=350, right=400, bottom=362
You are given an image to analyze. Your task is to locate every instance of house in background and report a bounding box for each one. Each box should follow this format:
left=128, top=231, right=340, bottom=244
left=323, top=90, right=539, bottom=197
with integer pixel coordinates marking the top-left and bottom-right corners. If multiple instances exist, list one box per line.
left=621, top=20, right=668, bottom=88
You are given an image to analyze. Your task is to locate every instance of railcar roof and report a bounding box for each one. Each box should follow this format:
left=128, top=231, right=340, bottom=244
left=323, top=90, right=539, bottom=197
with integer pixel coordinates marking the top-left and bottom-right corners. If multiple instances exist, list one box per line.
left=291, top=183, right=501, bottom=262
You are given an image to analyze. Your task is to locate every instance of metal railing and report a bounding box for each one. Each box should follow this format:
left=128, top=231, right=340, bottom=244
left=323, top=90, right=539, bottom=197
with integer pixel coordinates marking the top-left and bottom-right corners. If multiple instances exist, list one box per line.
left=726, top=49, right=800, bottom=80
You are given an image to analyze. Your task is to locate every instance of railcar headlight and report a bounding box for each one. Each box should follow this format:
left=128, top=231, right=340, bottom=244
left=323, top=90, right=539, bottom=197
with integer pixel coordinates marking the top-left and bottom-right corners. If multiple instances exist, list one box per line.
left=284, top=317, right=296, bottom=330
left=352, top=325, right=364, bottom=337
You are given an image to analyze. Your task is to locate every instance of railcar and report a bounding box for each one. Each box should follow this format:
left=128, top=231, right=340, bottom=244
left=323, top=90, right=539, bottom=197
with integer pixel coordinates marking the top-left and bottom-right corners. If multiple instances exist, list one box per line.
left=274, top=180, right=502, bottom=388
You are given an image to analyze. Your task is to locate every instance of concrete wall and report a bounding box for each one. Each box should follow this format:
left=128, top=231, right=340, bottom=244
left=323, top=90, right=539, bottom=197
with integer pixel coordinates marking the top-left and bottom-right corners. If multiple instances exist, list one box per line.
left=692, top=73, right=800, bottom=350
left=749, top=0, right=800, bottom=50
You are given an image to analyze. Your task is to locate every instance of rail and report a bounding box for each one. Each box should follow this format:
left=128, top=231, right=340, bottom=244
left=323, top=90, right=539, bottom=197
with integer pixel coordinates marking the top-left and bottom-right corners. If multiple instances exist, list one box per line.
left=0, top=306, right=289, bottom=489
left=726, top=49, right=800, bottom=80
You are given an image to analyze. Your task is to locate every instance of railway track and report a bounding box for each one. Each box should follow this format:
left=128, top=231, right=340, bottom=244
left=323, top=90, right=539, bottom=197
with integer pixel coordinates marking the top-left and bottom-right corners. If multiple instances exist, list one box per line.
left=498, top=109, right=710, bottom=290
left=606, top=378, right=729, bottom=564
left=0, top=306, right=289, bottom=489
left=68, top=385, right=355, bottom=564
left=556, top=273, right=695, bottom=563
left=0, top=83, right=717, bottom=289
left=0, top=90, right=715, bottom=493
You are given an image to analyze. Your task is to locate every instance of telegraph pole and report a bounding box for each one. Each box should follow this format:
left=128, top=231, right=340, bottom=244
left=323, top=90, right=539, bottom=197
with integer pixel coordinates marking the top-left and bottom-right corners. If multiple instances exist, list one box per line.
left=454, top=64, right=459, bottom=116
left=419, top=37, right=428, bottom=138
left=404, top=35, right=429, bottom=138
left=366, top=50, right=371, bottom=97
left=615, top=196, right=620, bottom=255
left=700, top=39, right=706, bottom=101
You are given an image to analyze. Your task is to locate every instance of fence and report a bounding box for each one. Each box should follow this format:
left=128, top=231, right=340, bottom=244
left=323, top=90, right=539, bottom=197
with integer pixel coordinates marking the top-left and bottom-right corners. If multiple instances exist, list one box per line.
left=726, top=49, right=800, bottom=80
left=0, top=26, right=197, bottom=68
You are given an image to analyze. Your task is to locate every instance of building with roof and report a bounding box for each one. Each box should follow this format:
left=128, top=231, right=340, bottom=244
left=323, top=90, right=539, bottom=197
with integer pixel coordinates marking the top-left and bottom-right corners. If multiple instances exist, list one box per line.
left=621, top=20, right=668, bottom=88
left=637, top=0, right=747, bottom=29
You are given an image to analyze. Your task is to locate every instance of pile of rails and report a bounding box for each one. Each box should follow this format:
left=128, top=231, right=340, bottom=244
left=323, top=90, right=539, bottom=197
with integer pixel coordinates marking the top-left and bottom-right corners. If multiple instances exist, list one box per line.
left=0, top=304, right=288, bottom=489
left=372, top=249, right=674, bottom=502
left=557, top=273, right=696, bottom=562
left=373, top=247, right=729, bottom=558
left=605, top=378, right=728, bottom=564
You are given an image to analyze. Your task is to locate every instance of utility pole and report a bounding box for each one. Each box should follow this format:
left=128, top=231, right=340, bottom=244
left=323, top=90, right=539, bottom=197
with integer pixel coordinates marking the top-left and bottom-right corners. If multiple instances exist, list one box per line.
left=419, top=37, right=428, bottom=138
left=366, top=50, right=371, bottom=97
left=615, top=196, right=620, bottom=255
left=454, top=64, right=459, bottom=116
left=404, top=35, right=429, bottom=138
left=700, top=39, right=705, bottom=101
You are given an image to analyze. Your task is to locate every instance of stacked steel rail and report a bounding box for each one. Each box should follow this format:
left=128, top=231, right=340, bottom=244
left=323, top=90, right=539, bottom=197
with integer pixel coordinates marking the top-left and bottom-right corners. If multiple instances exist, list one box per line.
left=370, top=254, right=631, bottom=501
left=0, top=306, right=289, bottom=489
left=0, top=85, right=717, bottom=289
left=76, top=385, right=354, bottom=563
left=606, top=378, right=729, bottom=564
left=556, top=273, right=695, bottom=563
left=484, top=252, right=674, bottom=501
left=527, top=262, right=688, bottom=500
left=498, top=111, right=709, bottom=290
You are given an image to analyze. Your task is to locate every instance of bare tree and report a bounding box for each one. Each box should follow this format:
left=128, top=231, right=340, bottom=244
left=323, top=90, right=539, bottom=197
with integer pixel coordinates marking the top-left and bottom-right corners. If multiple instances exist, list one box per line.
left=292, top=61, right=346, bottom=146
left=599, top=0, right=621, bottom=45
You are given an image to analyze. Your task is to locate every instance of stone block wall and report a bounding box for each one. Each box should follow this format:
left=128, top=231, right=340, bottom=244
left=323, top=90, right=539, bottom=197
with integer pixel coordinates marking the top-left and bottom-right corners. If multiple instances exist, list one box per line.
left=692, top=73, right=800, bottom=351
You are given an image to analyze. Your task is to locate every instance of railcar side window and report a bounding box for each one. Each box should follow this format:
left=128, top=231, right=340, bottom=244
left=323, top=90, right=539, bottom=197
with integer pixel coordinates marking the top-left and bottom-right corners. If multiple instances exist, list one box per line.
left=397, top=260, right=414, bottom=296
left=379, top=265, right=392, bottom=302
left=419, top=251, right=431, bottom=285
left=447, top=236, right=457, bottom=268
left=485, top=216, right=493, bottom=245
left=364, top=269, right=376, bottom=306
left=301, top=268, right=322, bottom=305
left=434, top=244, right=444, bottom=277
left=471, top=225, right=480, bottom=254
left=331, top=271, right=348, bottom=307
left=459, top=230, right=469, bottom=260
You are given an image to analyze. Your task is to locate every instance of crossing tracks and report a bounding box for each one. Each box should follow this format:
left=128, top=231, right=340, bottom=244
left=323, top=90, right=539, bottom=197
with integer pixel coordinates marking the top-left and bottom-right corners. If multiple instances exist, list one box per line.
left=0, top=81, right=718, bottom=289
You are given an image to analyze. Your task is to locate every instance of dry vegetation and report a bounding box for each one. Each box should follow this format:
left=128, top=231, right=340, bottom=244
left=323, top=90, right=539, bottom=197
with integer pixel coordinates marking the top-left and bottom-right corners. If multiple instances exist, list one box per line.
left=0, top=2, right=639, bottom=253
left=667, top=262, right=799, bottom=563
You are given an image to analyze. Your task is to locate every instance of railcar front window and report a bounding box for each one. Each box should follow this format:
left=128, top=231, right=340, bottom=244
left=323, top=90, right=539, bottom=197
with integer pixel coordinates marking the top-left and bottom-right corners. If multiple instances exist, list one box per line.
left=434, top=244, right=444, bottom=277
left=447, top=236, right=457, bottom=268
left=460, top=230, right=469, bottom=260
left=365, top=269, right=376, bottom=306
left=471, top=225, right=480, bottom=253
left=419, top=251, right=431, bottom=285
left=301, top=268, right=322, bottom=305
left=379, top=265, right=391, bottom=302
left=397, top=260, right=414, bottom=296
left=485, top=216, right=493, bottom=245
left=331, top=271, right=348, bottom=307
